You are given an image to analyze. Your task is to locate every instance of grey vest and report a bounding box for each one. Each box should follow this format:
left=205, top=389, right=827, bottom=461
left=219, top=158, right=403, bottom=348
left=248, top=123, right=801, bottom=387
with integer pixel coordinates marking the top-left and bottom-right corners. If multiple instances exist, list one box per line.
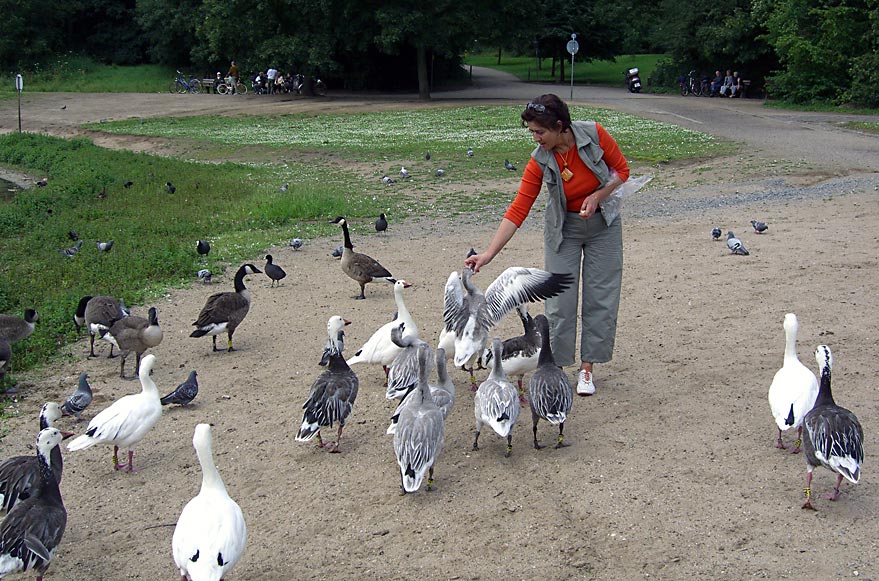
left=531, top=121, right=612, bottom=252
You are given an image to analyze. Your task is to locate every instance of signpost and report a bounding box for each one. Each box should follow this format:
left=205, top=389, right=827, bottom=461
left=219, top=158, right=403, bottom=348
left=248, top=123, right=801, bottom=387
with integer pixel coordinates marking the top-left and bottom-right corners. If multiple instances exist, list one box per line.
left=15, top=74, right=23, bottom=133
left=566, top=34, right=579, bottom=100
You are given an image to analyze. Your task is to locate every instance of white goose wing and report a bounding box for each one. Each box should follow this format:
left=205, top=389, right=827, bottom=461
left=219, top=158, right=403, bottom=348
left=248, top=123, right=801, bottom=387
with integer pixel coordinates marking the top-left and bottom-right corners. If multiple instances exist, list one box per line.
left=442, top=271, right=468, bottom=335
left=68, top=392, right=157, bottom=450
left=483, top=267, right=573, bottom=327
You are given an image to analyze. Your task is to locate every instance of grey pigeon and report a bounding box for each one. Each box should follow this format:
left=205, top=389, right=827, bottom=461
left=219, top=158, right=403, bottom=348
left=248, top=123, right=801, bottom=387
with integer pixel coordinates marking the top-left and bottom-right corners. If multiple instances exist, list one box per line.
left=60, top=239, right=83, bottom=258
left=400, top=167, right=410, bottom=179
left=504, top=159, right=516, bottom=171
left=331, top=245, right=344, bottom=259
left=196, top=240, right=210, bottom=256
left=96, top=240, right=113, bottom=252
left=381, top=175, right=394, bottom=185
left=435, top=167, right=445, bottom=177
left=280, top=183, right=289, bottom=192
left=165, top=182, right=176, bottom=194
left=375, top=213, right=388, bottom=233
left=711, top=227, right=722, bottom=240
left=289, top=238, right=303, bottom=250
left=750, top=220, right=769, bottom=234
left=726, top=231, right=749, bottom=255
left=264, top=254, right=287, bottom=287
left=197, top=269, right=212, bottom=284
left=61, top=372, right=93, bottom=420
left=160, top=370, right=198, bottom=406
left=466, top=247, right=478, bottom=258
left=467, top=147, right=474, bottom=157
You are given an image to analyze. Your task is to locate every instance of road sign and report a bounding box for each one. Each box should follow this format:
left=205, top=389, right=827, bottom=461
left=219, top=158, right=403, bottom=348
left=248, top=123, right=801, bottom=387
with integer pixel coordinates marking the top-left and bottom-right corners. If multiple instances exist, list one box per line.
left=567, top=34, right=579, bottom=56
left=15, top=74, right=23, bottom=92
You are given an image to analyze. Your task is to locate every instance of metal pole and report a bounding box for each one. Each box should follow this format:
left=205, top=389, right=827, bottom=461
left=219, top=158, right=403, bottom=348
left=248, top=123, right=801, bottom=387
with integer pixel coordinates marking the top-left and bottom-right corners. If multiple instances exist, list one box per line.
left=570, top=53, right=574, bottom=101
left=18, top=91, right=21, bottom=133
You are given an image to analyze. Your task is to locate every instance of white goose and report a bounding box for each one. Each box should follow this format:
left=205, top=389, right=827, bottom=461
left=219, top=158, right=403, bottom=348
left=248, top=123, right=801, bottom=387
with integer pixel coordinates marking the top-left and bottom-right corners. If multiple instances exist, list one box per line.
left=346, top=279, right=418, bottom=383
left=801, top=345, right=864, bottom=510
left=67, top=353, right=163, bottom=472
left=172, top=423, right=247, bottom=581
left=473, top=337, right=520, bottom=457
left=443, top=267, right=572, bottom=389
left=767, top=313, right=818, bottom=453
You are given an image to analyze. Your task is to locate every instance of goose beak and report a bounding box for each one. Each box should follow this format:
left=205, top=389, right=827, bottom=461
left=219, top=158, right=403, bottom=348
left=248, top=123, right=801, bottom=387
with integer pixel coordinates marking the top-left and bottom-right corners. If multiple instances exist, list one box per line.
left=343, top=319, right=352, bottom=326
left=61, top=430, right=76, bottom=439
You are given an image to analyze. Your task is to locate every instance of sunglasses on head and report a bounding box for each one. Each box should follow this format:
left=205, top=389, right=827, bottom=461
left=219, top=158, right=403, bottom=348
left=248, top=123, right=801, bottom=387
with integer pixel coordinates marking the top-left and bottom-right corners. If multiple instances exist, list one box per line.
left=525, top=102, right=546, bottom=113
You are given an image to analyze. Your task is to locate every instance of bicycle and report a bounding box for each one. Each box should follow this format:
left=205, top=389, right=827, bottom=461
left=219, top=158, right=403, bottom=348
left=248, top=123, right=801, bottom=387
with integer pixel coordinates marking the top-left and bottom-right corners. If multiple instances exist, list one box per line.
left=680, top=70, right=710, bottom=97
left=169, top=70, right=201, bottom=94
left=216, top=77, right=248, bottom=95
left=292, top=74, right=327, bottom=96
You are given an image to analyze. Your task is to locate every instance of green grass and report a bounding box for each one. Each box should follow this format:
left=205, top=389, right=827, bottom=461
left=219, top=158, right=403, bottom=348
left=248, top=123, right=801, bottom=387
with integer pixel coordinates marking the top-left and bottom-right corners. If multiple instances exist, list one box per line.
left=0, top=104, right=729, bottom=379
left=0, top=55, right=177, bottom=94
left=840, top=121, right=879, bottom=134
left=463, top=52, right=665, bottom=86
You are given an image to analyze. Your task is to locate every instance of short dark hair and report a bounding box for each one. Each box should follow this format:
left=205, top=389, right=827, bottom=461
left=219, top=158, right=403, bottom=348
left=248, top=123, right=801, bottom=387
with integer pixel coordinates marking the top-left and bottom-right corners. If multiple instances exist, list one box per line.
left=521, top=94, right=572, bottom=132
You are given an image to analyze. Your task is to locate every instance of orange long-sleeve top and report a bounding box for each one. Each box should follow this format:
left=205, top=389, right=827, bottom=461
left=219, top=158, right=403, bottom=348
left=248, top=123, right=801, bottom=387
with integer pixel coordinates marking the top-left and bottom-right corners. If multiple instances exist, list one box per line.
left=504, top=122, right=630, bottom=227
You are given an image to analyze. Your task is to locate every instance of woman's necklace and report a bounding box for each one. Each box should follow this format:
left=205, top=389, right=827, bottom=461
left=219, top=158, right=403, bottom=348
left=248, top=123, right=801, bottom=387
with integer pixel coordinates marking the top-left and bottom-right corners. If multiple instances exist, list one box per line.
left=558, top=144, right=575, bottom=182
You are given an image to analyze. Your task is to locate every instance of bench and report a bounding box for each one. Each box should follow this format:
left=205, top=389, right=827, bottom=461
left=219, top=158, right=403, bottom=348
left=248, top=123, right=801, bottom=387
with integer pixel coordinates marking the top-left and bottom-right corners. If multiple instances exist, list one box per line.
left=201, top=78, right=220, bottom=94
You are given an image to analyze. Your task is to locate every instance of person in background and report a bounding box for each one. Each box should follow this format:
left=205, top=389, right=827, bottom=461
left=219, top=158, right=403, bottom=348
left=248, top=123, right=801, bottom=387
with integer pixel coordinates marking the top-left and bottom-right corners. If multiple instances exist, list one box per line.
left=226, top=60, right=240, bottom=94
left=266, top=67, right=278, bottom=93
left=731, top=71, right=743, bottom=97
left=465, top=94, right=630, bottom=396
left=710, top=70, right=723, bottom=96
left=720, top=69, right=734, bottom=97
left=212, top=72, right=223, bottom=94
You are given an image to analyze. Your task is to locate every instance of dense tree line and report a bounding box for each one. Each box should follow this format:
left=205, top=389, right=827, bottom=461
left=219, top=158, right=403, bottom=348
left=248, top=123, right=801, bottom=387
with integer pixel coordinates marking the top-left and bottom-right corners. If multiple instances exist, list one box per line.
left=2, top=0, right=875, bottom=106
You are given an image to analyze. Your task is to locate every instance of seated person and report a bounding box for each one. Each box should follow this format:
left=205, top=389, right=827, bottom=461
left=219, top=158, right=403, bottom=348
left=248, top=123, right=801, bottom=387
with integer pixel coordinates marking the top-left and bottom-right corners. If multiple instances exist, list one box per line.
left=720, top=69, right=734, bottom=97
left=253, top=72, right=267, bottom=94
left=731, top=71, right=743, bottom=97
left=212, top=72, right=223, bottom=94
left=274, top=73, right=286, bottom=93
left=710, top=70, right=723, bottom=96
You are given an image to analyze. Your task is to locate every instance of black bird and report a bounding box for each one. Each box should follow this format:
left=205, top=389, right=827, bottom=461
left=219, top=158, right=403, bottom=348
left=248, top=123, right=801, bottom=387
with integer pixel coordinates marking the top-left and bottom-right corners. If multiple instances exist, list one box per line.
left=60, top=373, right=93, bottom=421
left=196, top=240, right=211, bottom=256
left=36, top=179, right=48, bottom=187
left=467, top=147, right=474, bottom=157
left=67, top=231, right=78, bottom=242
left=60, top=105, right=67, bottom=110
left=711, top=227, right=722, bottom=240
left=123, top=181, right=133, bottom=188
left=425, top=151, right=431, bottom=161
left=264, top=254, right=287, bottom=287
left=165, top=182, right=176, bottom=194
left=751, top=220, right=769, bottom=234
left=375, top=213, right=388, bottom=233
left=160, top=370, right=199, bottom=406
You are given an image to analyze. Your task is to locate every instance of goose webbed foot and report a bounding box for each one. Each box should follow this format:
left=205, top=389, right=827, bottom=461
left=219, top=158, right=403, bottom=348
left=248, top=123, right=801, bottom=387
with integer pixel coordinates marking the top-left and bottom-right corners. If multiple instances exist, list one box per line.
left=789, top=440, right=802, bottom=454
left=554, top=435, right=568, bottom=449
left=315, top=433, right=326, bottom=448
left=823, top=488, right=841, bottom=501
left=115, top=450, right=138, bottom=472
left=775, top=438, right=787, bottom=450
left=533, top=440, right=544, bottom=450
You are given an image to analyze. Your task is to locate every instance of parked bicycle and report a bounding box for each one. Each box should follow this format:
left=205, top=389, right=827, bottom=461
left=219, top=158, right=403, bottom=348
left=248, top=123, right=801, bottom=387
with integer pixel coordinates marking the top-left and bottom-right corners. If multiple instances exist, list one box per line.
left=292, top=74, right=327, bottom=96
left=679, top=70, right=709, bottom=97
left=217, top=77, right=248, bottom=95
left=169, top=70, right=201, bottom=94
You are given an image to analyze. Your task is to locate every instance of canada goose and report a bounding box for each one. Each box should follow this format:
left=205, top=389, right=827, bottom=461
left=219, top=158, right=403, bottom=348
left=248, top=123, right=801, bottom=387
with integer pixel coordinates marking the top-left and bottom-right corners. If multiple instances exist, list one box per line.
left=473, top=338, right=520, bottom=457
left=190, top=264, right=262, bottom=352
left=394, top=342, right=444, bottom=493
left=0, top=309, right=39, bottom=343
left=73, top=295, right=128, bottom=358
left=172, top=424, right=246, bottom=581
left=0, top=428, right=67, bottom=580
left=103, top=307, right=163, bottom=379
left=0, top=339, right=9, bottom=387
left=801, top=345, right=864, bottom=510
left=264, top=254, right=287, bottom=287
left=67, top=354, right=163, bottom=472
left=296, top=316, right=359, bottom=453
left=329, top=216, right=393, bottom=299
left=60, top=373, right=93, bottom=421
left=768, top=313, right=818, bottom=453
left=0, top=403, right=73, bottom=513
left=528, top=314, right=573, bottom=450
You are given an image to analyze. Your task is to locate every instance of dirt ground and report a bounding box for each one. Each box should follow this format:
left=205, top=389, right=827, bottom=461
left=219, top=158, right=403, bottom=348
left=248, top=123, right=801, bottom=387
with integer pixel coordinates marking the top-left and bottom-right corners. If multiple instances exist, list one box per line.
left=2, top=79, right=879, bottom=580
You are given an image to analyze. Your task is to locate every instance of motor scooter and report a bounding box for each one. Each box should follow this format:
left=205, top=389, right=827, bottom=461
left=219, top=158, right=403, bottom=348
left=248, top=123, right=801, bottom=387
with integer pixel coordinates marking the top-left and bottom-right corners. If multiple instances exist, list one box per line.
left=625, top=67, right=642, bottom=93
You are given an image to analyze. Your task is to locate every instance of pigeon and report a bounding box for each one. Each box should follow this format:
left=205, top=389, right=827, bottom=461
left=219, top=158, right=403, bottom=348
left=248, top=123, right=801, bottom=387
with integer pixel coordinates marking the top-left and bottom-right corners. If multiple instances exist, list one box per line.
left=504, top=159, right=517, bottom=171
left=96, top=240, right=114, bottom=252
left=467, top=147, right=474, bottom=157
left=751, top=220, right=769, bottom=234
left=289, top=238, right=303, bottom=250
left=381, top=175, right=394, bottom=185
left=61, top=372, right=93, bottom=420
left=466, top=247, right=478, bottom=259
left=60, top=240, right=83, bottom=258
left=425, top=151, right=431, bottom=161
left=400, top=167, right=410, bottom=179
left=196, top=240, right=210, bottom=256
left=711, top=227, right=722, bottom=240
left=36, top=179, right=48, bottom=187
left=68, top=230, right=78, bottom=241
left=123, top=181, right=134, bottom=188
left=60, top=104, right=67, bottom=110
left=331, top=245, right=344, bottom=259
left=264, top=254, right=287, bottom=287
left=726, top=231, right=749, bottom=255
left=280, top=183, right=289, bottom=192
left=197, top=269, right=212, bottom=284
left=165, top=182, right=176, bottom=194
left=160, top=370, right=199, bottom=406
left=435, top=168, right=445, bottom=177
left=375, top=213, right=388, bottom=233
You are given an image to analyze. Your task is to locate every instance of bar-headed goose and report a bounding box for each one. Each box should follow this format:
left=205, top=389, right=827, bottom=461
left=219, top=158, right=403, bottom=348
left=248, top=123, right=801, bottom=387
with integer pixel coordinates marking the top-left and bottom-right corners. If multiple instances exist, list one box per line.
left=0, top=428, right=67, bottom=580
left=528, top=314, right=573, bottom=449
left=102, top=306, right=163, bottom=379
left=67, top=354, right=163, bottom=472
left=172, top=424, right=246, bottom=580
left=0, top=338, right=9, bottom=387
left=0, top=309, right=39, bottom=343
left=387, top=346, right=454, bottom=435
left=482, top=304, right=540, bottom=401
left=801, top=345, right=864, bottom=510
left=190, top=263, right=262, bottom=352
left=296, top=316, right=359, bottom=453
left=473, top=337, right=520, bottom=458
left=768, top=313, right=818, bottom=453
left=329, top=216, right=393, bottom=299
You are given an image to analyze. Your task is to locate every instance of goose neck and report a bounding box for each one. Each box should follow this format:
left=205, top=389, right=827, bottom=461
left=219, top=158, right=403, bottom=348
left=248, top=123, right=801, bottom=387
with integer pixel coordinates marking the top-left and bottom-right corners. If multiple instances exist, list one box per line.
left=340, top=221, right=354, bottom=250
left=815, top=365, right=835, bottom=406
left=37, top=446, right=63, bottom=501
left=196, top=440, right=228, bottom=495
